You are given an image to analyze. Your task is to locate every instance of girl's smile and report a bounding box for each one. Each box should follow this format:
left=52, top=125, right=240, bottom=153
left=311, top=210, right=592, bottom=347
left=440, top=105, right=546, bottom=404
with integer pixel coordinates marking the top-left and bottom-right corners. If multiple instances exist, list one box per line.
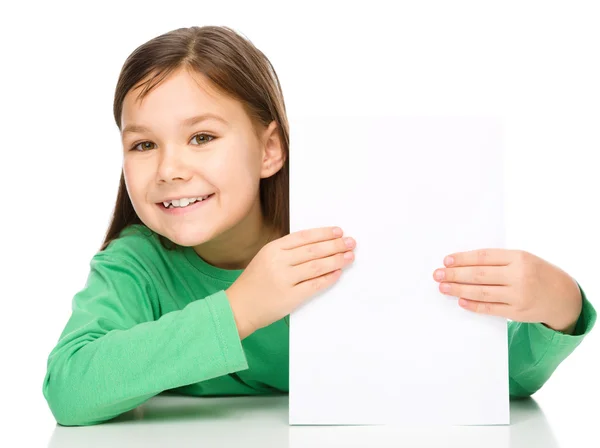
left=157, top=193, right=216, bottom=216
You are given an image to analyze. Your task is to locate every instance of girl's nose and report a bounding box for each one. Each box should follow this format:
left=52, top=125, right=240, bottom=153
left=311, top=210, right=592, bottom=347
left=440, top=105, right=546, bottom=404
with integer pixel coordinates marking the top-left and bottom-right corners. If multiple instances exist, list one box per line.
left=157, top=148, right=193, bottom=183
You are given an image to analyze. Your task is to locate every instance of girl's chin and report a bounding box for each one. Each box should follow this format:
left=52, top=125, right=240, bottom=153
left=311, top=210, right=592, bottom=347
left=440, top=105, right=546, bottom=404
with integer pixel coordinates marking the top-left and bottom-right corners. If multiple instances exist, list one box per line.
left=154, top=225, right=214, bottom=247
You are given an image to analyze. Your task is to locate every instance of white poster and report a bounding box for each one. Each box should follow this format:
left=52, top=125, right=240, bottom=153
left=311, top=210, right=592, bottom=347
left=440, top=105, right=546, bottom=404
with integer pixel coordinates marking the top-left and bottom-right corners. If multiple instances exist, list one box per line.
left=289, top=116, right=509, bottom=426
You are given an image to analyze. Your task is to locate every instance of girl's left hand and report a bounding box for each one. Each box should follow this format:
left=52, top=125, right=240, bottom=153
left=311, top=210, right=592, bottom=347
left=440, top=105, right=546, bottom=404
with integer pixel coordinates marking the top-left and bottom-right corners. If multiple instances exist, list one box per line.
left=433, top=249, right=583, bottom=334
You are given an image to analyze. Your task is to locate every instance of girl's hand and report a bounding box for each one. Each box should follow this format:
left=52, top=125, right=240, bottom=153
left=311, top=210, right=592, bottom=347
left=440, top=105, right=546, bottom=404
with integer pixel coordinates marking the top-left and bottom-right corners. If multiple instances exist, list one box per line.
left=432, top=249, right=583, bottom=334
left=226, top=226, right=356, bottom=339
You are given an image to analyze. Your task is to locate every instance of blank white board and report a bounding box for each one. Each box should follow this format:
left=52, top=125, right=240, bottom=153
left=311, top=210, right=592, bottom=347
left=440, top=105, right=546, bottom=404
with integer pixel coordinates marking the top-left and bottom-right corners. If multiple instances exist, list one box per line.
left=289, top=116, right=509, bottom=426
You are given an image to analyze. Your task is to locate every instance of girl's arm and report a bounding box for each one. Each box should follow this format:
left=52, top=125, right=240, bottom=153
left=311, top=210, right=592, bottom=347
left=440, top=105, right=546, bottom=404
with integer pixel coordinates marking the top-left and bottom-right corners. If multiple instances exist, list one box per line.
left=42, top=252, right=248, bottom=426
left=507, top=282, right=596, bottom=398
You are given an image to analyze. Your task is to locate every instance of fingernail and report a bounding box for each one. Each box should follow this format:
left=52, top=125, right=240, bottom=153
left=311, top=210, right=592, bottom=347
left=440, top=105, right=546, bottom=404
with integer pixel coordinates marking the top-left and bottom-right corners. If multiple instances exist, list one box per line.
left=344, top=237, right=354, bottom=247
left=435, top=270, right=445, bottom=280
left=444, top=256, right=454, bottom=266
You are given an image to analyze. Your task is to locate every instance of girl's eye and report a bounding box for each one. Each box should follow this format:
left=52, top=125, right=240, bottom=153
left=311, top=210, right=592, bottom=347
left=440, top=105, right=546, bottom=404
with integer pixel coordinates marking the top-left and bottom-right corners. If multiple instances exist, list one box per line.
left=191, top=133, right=215, bottom=146
left=131, top=141, right=156, bottom=152
left=129, top=133, right=215, bottom=152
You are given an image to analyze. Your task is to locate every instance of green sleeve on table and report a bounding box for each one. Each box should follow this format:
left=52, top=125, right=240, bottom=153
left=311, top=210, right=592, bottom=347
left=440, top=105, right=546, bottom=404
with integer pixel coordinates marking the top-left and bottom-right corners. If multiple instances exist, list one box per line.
left=42, top=254, right=248, bottom=426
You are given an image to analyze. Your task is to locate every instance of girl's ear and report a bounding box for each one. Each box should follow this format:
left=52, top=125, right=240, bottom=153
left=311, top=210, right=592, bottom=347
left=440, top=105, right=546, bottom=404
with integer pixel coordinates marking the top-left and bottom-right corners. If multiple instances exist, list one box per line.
left=260, top=120, right=285, bottom=178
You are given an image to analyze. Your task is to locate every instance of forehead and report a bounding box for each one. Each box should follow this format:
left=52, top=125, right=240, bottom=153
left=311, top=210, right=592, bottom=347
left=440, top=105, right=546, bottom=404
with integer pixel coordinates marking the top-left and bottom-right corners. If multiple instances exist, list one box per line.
left=120, top=68, right=243, bottom=129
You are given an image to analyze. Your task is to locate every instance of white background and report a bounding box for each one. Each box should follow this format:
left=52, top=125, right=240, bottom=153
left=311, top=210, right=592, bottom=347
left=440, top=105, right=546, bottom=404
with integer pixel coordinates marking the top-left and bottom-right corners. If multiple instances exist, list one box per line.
left=1, top=0, right=598, bottom=445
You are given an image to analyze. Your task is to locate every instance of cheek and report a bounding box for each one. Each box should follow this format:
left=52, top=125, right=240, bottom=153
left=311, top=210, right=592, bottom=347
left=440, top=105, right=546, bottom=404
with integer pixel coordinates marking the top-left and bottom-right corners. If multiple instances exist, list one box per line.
left=215, top=148, right=258, bottom=186
left=122, top=164, right=136, bottom=194
left=212, top=152, right=259, bottom=210
left=122, top=159, right=134, bottom=183
left=122, top=161, right=148, bottom=205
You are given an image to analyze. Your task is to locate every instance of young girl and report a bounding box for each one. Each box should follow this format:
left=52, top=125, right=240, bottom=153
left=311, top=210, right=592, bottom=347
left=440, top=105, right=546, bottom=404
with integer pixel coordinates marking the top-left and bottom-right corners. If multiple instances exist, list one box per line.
left=42, top=25, right=596, bottom=427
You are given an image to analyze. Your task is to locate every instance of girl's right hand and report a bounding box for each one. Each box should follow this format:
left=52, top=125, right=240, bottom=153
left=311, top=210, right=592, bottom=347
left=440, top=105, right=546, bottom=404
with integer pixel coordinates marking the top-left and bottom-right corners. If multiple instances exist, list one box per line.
left=225, top=226, right=356, bottom=339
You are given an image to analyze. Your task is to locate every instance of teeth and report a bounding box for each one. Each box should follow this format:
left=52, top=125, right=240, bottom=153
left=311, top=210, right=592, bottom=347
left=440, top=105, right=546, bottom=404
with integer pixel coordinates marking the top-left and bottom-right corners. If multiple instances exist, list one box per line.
left=164, top=195, right=211, bottom=208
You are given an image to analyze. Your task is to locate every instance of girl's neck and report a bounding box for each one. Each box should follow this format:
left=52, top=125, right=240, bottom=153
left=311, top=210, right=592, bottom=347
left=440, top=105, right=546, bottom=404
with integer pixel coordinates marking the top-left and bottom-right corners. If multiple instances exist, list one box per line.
left=191, top=204, right=281, bottom=271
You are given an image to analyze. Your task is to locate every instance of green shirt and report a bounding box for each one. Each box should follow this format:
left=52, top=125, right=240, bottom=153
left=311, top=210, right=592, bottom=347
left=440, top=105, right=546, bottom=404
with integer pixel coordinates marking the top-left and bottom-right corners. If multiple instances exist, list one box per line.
left=42, top=224, right=597, bottom=426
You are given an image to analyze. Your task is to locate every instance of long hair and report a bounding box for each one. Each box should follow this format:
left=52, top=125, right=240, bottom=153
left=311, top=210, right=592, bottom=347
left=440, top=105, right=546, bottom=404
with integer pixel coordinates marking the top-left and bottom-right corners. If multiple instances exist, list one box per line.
left=100, top=26, right=289, bottom=251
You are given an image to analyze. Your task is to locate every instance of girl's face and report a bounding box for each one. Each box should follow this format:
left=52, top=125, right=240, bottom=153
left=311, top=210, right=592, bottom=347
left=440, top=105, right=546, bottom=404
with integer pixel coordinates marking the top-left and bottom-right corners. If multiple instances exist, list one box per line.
left=120, top=67, right=280, bottom=248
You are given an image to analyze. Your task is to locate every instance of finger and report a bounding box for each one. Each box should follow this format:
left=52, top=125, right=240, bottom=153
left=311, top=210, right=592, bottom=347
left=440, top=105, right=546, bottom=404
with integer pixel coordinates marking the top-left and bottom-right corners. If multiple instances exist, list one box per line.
left=439, top=282, right=512, bottom=304
left=293, top=269, right=343, bottom=306
left=444, top=249, right=516, bottom=267
left=280, top=227, right=342, bottom=250
left=457, top=298, right=512, bottom=319
left=291, top=252, right=353, bottom=285
left=433, top=266, right=510, bottom=286
left=288, top=236, right=354, bottom=266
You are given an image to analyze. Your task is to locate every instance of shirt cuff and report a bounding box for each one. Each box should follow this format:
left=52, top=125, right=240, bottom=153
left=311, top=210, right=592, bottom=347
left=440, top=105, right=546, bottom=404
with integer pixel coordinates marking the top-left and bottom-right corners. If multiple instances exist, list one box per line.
left=204, top=290, right=249, bottom=372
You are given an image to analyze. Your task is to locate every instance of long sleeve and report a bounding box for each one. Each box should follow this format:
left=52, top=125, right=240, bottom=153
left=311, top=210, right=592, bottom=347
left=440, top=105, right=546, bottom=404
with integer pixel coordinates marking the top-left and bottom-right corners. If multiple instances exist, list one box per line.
left=508, top=281, right=596, bottom=398
left=42, top=252, right=248, bottom=426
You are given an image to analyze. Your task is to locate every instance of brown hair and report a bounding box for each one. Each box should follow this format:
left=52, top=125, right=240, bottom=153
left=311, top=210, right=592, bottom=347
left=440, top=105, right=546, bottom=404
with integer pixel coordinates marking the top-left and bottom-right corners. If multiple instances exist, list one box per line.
left=100, top=25, right=289, bottom=252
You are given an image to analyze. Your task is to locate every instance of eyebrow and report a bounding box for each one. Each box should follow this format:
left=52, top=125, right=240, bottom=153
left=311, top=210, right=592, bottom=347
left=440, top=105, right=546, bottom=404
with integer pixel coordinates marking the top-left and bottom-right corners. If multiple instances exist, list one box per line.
left=121, top=113, right=228, bottom=136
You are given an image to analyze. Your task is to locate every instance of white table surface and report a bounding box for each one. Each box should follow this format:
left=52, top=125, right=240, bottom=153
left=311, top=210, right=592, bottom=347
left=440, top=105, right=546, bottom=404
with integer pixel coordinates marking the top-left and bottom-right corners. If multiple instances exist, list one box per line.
left=41, top=392, right=593, bottom=448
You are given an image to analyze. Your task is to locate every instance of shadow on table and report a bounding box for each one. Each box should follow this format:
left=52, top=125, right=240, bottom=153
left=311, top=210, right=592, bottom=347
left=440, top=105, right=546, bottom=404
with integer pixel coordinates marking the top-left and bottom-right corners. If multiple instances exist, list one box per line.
left=47, top=395, right=558, bottom=448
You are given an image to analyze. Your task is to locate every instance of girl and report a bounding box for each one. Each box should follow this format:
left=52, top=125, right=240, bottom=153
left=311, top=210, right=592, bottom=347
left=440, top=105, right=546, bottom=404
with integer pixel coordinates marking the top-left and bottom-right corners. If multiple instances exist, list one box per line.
left=42, top=25, right=596, bottom=427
